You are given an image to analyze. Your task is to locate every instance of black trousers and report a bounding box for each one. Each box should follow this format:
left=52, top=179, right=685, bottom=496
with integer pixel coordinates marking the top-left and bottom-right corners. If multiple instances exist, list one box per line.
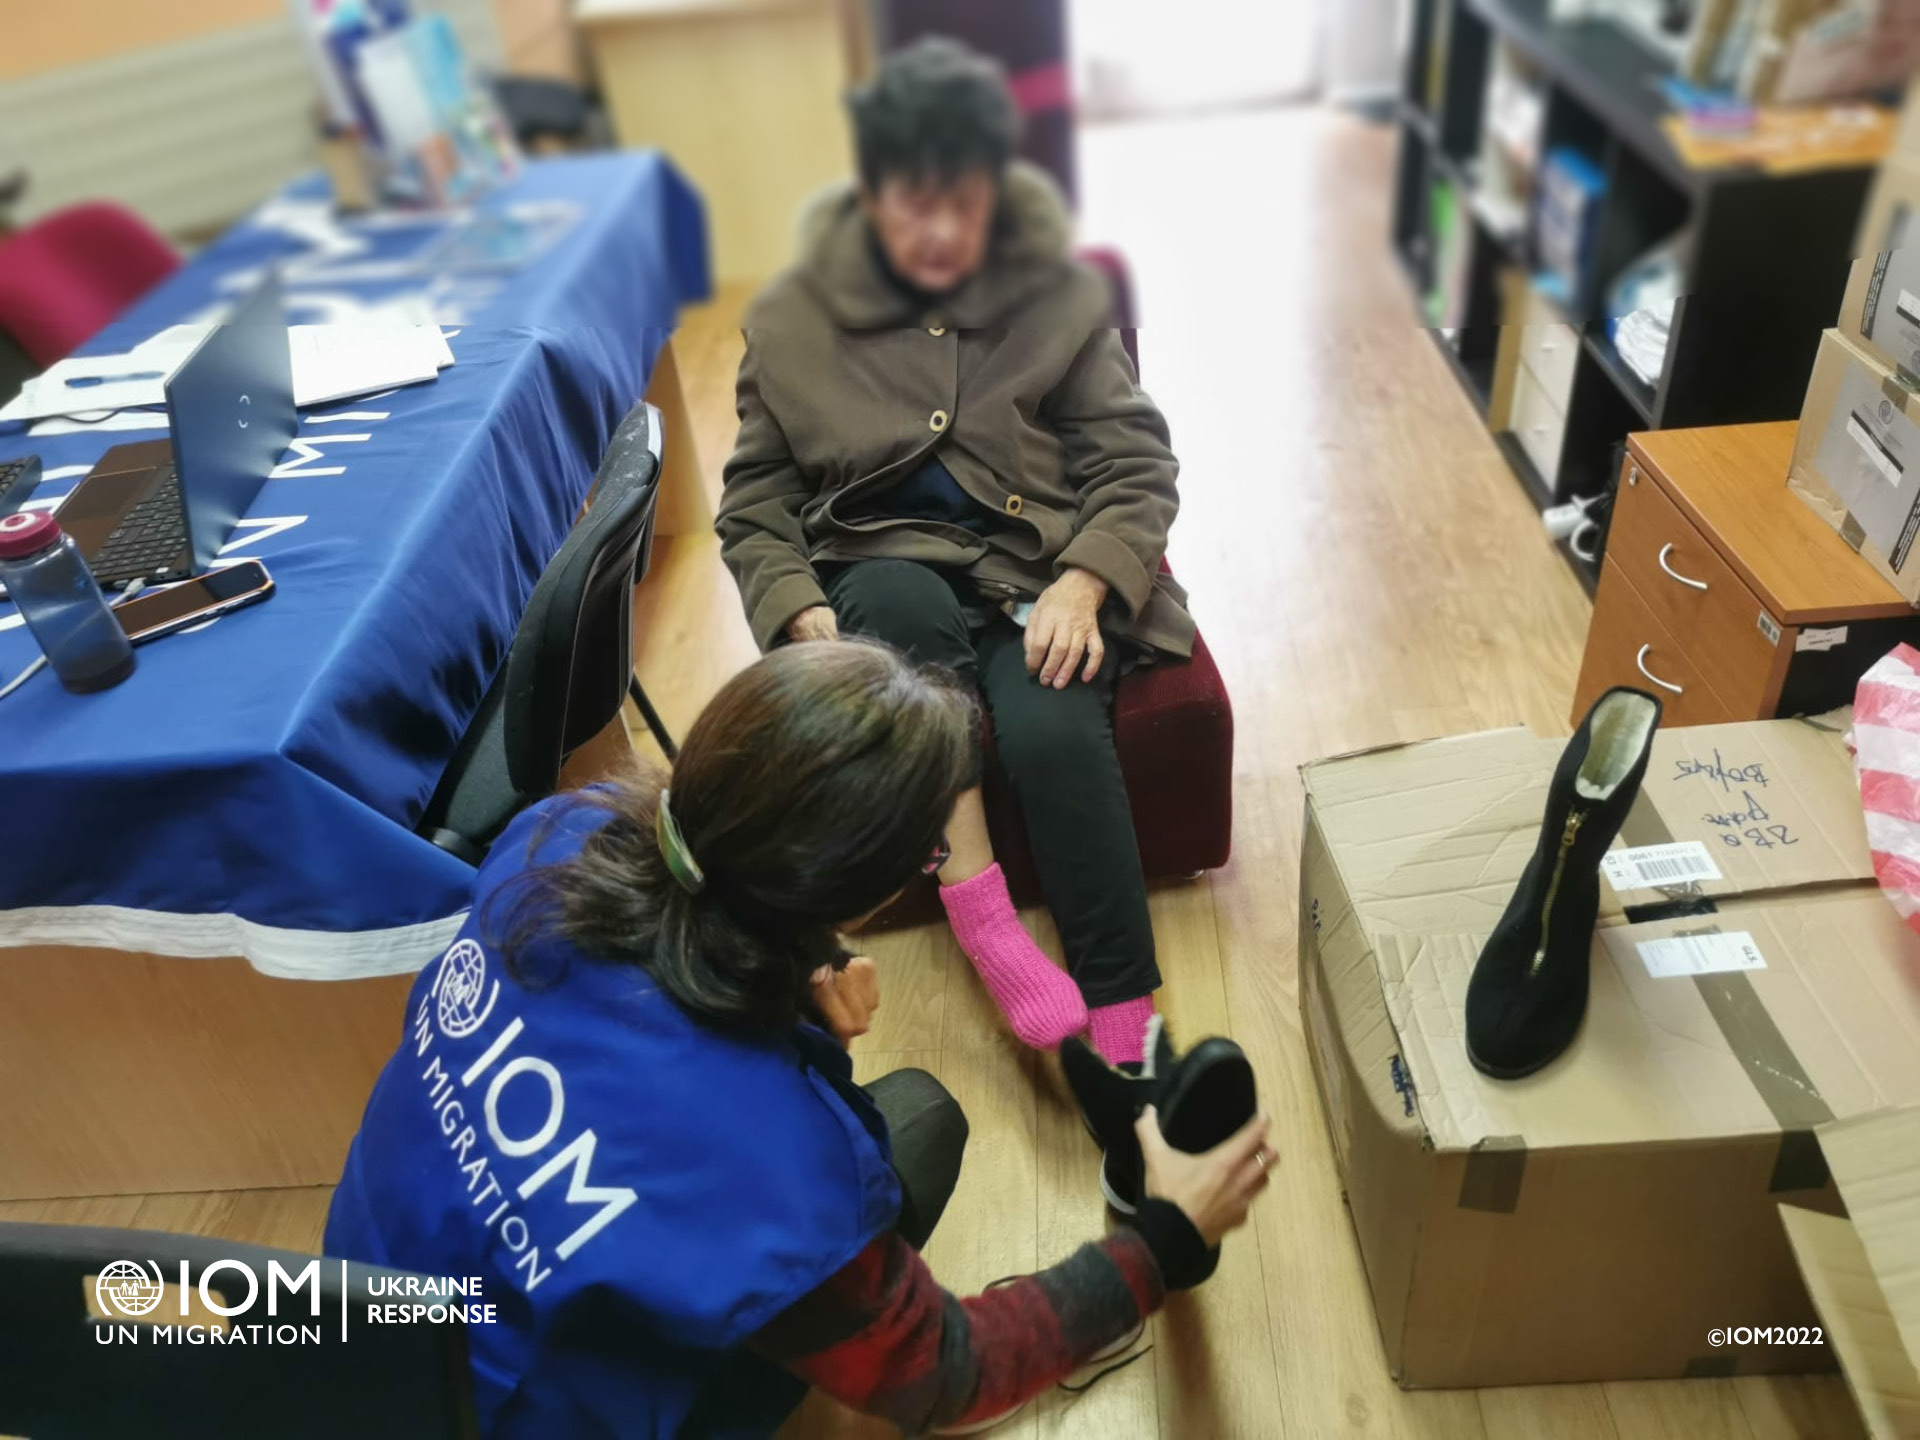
left=683, top=1068, right=968, bottom=1435
left=867, top=1067, right=969, bottom=1249
left=823, top=558, right=1160, bottom=1007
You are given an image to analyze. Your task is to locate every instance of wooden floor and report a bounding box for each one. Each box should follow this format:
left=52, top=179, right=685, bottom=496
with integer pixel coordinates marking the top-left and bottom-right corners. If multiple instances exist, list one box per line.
left=7, top=107, right=1863, bottom=1438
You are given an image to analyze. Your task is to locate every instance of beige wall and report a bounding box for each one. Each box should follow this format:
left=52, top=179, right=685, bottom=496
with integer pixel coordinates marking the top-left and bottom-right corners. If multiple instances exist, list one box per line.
left=0, top=0, right=284, bottom=82
left=2, top=0, right=572, bottom=84
left=496, top=0, right=585, bottom=81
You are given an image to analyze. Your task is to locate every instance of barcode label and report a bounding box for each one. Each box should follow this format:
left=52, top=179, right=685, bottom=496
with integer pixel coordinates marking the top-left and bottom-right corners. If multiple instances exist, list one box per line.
left=1637, top=930, right=1765, bottom=979
left=1601, top=842, right=1724, bottom=892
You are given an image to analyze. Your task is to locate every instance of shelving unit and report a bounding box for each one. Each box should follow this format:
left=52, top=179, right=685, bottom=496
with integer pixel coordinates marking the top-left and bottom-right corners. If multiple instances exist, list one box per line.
left=1392, top=0, right=1876, bottom=584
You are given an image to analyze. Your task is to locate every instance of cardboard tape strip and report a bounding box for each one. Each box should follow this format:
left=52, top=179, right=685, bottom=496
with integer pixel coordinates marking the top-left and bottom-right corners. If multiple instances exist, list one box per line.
left=1457, top=1136, right=1527, bottom=1214
left=1613, top=795, right=1833, bottom=1189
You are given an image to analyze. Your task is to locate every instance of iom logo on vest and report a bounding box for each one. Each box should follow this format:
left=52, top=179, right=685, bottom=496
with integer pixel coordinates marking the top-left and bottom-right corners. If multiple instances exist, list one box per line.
left=411, top=938, right=638, bottom=1294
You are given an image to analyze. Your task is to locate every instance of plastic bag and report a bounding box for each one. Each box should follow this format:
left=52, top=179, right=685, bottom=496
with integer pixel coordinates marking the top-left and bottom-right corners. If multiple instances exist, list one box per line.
left=1852, top=643, right=1920, bottom=932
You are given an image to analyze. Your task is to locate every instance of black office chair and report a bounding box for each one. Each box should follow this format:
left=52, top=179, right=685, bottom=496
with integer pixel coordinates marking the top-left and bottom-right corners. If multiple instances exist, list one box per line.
left=490, top=75, right=608, bottom=152
left=419, top=401, right=678, bottom=864
left=0, top=1223, right=477, bottom=1439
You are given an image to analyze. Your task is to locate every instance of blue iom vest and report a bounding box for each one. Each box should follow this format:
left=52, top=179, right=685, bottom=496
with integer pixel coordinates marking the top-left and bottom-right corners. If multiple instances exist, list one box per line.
left=325, top=794, right=902, bottom=1436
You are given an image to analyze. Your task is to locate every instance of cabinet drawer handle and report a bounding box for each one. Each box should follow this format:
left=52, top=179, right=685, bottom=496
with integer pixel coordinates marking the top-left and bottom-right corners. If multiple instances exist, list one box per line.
left=1627, top=466, right=1639, bottom=487
left=1635, top=644, right=1684, bottom=695
left=1657, top=543, right=1708, bottom=592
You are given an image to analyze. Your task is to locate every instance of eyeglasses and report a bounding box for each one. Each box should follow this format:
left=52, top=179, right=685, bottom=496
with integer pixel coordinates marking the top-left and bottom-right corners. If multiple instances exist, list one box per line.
left=922, top=834, right=951, bottom=876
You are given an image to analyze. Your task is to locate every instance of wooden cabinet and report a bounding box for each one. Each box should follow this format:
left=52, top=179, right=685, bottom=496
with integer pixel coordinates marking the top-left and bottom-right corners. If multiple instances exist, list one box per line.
left=1577, top=557, right=1738, bottom=728
left=1602, top=459, right=1777, bottom=714
left=576, top=0, right=860, bottom=285
left=1571, top=422, right=1920, bottom=727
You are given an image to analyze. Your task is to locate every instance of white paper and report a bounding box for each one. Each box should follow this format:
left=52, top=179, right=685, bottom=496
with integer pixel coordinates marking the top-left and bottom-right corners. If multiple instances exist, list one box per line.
left=1796, top=625, right=1849, bottom=653
left=1601, top=841, right=1724, bottom=892
left=0, top=360, right=167, bottom=422
left=290, top=323, right=443, bottom=405
left=1637, top=930, right=1765, bottom=979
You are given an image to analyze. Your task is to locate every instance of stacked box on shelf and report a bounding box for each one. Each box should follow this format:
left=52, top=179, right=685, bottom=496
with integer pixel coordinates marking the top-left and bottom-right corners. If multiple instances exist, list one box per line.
left=1861, top=78, right=1920, bottom=257
left=1534, top=146, right=1605, bottom=305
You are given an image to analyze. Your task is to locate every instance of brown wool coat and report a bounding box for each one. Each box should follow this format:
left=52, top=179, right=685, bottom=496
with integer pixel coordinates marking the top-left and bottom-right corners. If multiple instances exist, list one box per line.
left=715, top=162, right=1192, bottom=657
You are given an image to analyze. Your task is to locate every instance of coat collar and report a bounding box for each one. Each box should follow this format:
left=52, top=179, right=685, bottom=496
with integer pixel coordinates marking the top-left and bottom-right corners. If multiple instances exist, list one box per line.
left=794, top=161, right=1075, bottom=330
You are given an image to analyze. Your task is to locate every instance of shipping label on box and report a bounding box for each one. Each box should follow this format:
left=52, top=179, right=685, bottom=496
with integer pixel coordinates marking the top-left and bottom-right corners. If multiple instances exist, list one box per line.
left=1622, top=719, right=1872, bottom=900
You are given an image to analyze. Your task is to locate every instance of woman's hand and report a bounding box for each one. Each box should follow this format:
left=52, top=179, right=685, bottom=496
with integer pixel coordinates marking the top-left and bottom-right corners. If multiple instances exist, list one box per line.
left=1137, top=1107, right=1274, bottom=1248
left=788, top=606, right=841, bottom=644
left=1024, top=568, right=1109, bottom=688
left=811, top=956, right=880, bottom=1047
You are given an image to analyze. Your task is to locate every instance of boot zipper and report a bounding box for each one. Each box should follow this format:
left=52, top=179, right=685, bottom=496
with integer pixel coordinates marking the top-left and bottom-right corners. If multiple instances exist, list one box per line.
left=1529, top=811, right=1585, bottom=977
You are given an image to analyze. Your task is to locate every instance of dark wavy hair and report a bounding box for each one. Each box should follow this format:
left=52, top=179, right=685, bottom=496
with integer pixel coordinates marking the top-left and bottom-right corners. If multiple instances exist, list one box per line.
left=848, top=36, right=1021, bottom=192
left=487, top=641, right=979, bottom=1033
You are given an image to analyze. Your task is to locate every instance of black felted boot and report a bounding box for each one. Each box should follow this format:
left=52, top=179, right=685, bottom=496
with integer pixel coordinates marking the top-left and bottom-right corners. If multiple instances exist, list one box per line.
left=1465, top=687, right=1662, bottom=1079
left=1061, top=1020, right=1259, bottom=1227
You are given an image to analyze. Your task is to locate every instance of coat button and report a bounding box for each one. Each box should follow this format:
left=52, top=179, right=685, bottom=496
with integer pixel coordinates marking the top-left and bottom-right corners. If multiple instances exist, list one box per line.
left=928, top=326, right=947, bottom=337
left=929, top=409, right=949, bottom=433
left=1004, top=494, right=1023, bottom=516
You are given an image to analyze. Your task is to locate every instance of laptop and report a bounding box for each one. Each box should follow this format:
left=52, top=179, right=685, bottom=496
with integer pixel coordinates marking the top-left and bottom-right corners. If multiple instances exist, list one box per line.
left=59, top=275, right=296, bottom=588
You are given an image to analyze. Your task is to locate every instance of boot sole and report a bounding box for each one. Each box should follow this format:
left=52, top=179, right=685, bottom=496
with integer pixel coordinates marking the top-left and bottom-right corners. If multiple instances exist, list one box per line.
left=1159, top=1039, right=1258, bottom=1155
left=1466, top=1038, right=1561, bottom=1081
left=1096, top=1043, right=1256, bottom=1216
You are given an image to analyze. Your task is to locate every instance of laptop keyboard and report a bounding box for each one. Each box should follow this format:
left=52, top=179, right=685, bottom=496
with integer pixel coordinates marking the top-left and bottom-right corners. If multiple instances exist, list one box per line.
left=0, top=455, right=40, bottom=515
left=92, top=466, right=188, bottom=584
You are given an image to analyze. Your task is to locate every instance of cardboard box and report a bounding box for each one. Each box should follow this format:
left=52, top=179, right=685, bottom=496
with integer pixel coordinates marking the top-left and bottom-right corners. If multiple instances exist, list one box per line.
left=1790, top=328, right=1920, bottom=606
left=1896, top=78, right=1920, bottom=159
left=1298, top=717, right=1920, bottom=1388
left=1860, top=154, right=1920, bottom=260
left=1843, top=251, right=1920, bottom=381
left=1782, top=1108, right=1920, bottom=1437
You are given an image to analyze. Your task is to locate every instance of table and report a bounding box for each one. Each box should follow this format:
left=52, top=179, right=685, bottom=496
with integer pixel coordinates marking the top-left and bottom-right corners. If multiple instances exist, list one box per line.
left=1573, top=422, right=1920, bottom=729
left=0, top=153, right=711, bottom=1199
left=576, top=0, right=866, bottom=283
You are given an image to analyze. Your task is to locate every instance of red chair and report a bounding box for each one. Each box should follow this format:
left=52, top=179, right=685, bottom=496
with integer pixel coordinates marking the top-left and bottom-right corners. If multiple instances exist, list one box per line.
left=0, top=202, right=180, bottom=368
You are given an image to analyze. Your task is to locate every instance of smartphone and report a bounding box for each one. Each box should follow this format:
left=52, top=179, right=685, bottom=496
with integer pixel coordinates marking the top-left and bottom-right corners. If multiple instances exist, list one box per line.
left=113, top=560, right=275, bottom=644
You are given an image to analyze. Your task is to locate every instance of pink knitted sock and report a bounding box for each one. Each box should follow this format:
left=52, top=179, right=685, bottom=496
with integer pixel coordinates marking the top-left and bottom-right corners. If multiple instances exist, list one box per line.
left=1088, top=995, right=1156, bottom=1067
left=939, top=865, right=1088, bottom=1049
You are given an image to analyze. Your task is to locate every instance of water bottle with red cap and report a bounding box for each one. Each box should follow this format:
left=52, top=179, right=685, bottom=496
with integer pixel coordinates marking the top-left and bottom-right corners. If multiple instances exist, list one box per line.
left=0, top=510, right=134, bottom=693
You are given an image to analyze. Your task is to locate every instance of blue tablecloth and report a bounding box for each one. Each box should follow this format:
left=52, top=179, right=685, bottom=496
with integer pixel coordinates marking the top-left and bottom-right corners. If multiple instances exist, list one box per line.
left=0, top=153, right=709, bottom=977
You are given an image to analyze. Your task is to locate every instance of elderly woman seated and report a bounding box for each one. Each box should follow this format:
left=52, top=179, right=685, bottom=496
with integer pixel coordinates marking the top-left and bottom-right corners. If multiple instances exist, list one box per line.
left=716, top=38, right=1190, bottom=1085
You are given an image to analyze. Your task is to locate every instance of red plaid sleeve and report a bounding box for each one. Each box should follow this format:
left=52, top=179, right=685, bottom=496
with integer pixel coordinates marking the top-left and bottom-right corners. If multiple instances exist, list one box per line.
left=751, top=1228, right=1164, bottom=1432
